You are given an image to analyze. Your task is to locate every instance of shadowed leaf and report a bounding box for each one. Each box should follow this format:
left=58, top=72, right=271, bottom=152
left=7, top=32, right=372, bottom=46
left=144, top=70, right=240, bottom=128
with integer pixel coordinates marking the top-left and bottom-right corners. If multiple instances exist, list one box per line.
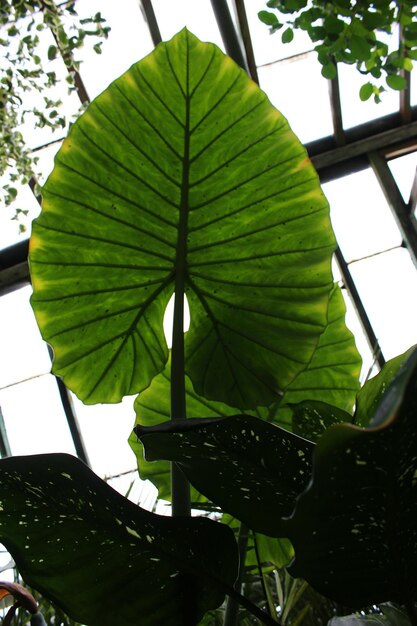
left=0, top=453, right=238, bottom=626
left=287, top=347, right=417, bottom=608
left=136, top=414, right=314, bottom=537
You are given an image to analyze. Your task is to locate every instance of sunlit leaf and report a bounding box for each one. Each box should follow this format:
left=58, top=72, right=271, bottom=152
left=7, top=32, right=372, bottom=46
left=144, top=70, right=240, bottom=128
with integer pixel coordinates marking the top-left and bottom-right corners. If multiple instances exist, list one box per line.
left=277, top=284, right=361, bottom=425
left=30, top=28, right=335, bottom=407
left=0, top=453, right=238, bottom=626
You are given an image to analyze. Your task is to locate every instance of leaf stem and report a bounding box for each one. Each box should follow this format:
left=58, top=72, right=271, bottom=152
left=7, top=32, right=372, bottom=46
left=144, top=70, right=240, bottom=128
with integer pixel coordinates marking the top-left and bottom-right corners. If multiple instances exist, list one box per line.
left=224, top=522, right=250, bottom=626
left=226, top=586, right=282, bottom=626
left=170, top=32, right=191, bottom=518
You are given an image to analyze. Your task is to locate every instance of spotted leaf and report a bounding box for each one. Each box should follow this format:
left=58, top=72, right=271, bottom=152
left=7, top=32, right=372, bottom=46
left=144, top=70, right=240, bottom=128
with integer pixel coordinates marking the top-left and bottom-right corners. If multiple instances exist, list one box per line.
left=135, top=414, right=315, bottom=537
left=287, top=346, right=417, bottom=607
left=0, top=453, right=238, bottom=626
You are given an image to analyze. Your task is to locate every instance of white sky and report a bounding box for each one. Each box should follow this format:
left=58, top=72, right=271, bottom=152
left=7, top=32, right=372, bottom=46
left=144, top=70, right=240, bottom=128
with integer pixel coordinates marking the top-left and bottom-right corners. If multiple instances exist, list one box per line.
left=0, top=0, right=416, bottom=489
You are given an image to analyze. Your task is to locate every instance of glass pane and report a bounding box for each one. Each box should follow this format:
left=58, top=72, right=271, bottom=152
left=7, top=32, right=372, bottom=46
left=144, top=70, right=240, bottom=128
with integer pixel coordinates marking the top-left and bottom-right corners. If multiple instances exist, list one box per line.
left=349, top=247, right=417, bottom=360
left=0, top=286, right=50, bottom=389
left=388, top=151, right=417, bottom=204
left=0, top=181, right=40, bottom=250
left=258, top=53, right=333, bottom=143
left=338, top=62, right=398, bottom=129
left=70, top=394, right=138, bottom=479
left=0, top=375, right=76, bottom=456
left=153, top=0, right=224, bottom=50
left=247, top=0, right=313, bottom=66
left=323, top=169, right=402, bottom=263
left=67, top=0, right=154, bottom=100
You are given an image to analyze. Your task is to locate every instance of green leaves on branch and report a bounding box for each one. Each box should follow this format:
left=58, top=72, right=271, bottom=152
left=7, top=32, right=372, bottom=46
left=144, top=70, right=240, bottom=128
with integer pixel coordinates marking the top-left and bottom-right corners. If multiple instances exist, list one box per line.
left=259, top=0, right=416, bottom=101
left=0, top=1, right=109, bottom=217
left=30, top=28, right=336, bottom=408
left=0, top=453, right=238, bottom=626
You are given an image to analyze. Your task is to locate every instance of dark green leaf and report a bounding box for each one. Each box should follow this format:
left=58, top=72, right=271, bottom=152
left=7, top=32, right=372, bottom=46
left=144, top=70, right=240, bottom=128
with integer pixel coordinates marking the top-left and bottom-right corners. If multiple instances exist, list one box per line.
left=136, top=414, right=315, bottom=537
left=291, top=400, right=352, bottom=442
left=258, top=10, right=279, bottom=27
left=281, top=28, right=294, bottom=43
left=30, top=29, right=335, bottom=408
left=321, top=62, right=337, bottom=79
left=349, top=35, right=372, bottom=62
left=47, top=45, right=57, bottom=61
left=323, top=16, right=345, bottom=35
left=386, top=73, right=408, bottom=90
left=0, top=453, right=238, bottom=626
left=287, top=346, right=417, bottom=608
left=362, top=11, right=385, bottom=30
left=359, top=82, right=374, bottom=101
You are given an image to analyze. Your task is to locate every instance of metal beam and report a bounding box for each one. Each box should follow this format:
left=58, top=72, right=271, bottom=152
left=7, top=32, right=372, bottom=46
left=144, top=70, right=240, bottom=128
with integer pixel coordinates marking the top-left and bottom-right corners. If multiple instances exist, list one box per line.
left=210, top=0, right=248, bottom=72
left=0, top=407, right=12, bottom=458
left=369, top=150, right=417, bottom=269
left=0, top=240, right=30, bottom=296
left=328, top=63, right=345, bottom=146
left=408, top=167, right=417, bottom=216
left=139, top=0, right=162, bottom=47
left=310, top=115, right=417, bottom=183
left=233, top=0, right=259, bottom=84
left=335, top=248, right=385, bottom=370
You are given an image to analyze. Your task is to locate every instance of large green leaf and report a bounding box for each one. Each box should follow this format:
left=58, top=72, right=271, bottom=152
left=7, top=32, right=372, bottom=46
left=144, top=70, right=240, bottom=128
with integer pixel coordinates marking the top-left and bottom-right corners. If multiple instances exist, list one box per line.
left=287, top=346, right=417, bottom=608
left=0, top=453, right=238, bottom=626
left=130, top=284, right=360, bottom=494
left=29, top=28, right=335, bottom=407
left=272, top=283, right=361, bottom=432
left=136, top=414, right=315, bottom=537
left=283, top=284, right=361, bottom=408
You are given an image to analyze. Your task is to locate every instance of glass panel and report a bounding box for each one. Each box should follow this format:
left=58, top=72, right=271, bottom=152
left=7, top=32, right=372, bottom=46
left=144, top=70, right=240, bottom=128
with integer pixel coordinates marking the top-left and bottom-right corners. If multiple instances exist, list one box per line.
left=349, top=247, right=417, bottom=360
left=338, top=61, right=399, bottom=129
left=333, top=262, right=377, bottom=383
left=323, top=169, right=402, bottom=263
left=388, top=151, right=417, bottom=203
left=340, top=286, right=377, bottom=384
left=70, top=394, right=138, bottom=479
left=0, top=286, right=50, bottom=389
left=67, top=0, right=154, bottom=100
left=106, top=471, right=157, bottom=509
left=258, top=52, right=333, bottom=143
left=246, top=0, right=313, bottom=66
left=152, top=0, right=224, bottom=50
left=0, top=375, right=76, bottom=456
left=0, top=180, right=40, bottom=250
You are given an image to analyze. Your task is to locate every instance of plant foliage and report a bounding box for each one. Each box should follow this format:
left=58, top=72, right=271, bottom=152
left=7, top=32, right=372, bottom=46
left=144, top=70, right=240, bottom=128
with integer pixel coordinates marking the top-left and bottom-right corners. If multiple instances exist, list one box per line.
left=0, top=25, right=414, bottom=626
left=0, top=0, right=109, bottom=222
left=29, top=28, right=336, bottom=409
left=259, top=0, right=417, bottom=101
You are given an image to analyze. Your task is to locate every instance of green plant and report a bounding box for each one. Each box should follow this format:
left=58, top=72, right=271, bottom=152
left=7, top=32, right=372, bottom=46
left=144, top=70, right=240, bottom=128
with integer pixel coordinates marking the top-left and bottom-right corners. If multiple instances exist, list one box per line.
left=0, top=0, right=109, bottom=224
left=0, top=28, right=415, bottom=626
left=258, top=0, right=416, bottom=102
